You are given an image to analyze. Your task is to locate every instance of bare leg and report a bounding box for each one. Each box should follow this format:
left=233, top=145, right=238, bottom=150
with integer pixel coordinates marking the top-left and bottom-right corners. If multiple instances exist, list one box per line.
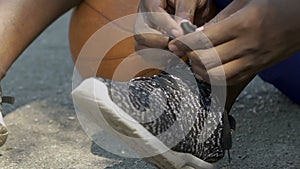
left=0, top=0, right=82, bottom=147
left=0, top=0, right=82, bottom=80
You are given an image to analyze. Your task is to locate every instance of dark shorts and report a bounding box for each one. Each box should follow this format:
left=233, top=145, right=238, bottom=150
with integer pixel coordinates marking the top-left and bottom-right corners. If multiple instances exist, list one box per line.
left=214, top=0, right=300, bottom=104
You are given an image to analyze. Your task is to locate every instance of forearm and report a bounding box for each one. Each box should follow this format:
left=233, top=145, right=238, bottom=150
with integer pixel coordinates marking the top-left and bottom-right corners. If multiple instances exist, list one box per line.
left=0, top=0, right=82, bottom=79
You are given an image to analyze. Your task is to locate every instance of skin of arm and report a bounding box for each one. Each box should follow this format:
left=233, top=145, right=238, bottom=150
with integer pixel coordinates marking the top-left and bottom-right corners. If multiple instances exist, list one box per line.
left=169, top=0, right=300, bottom=85
left=135, top=0, right=300, bottom=85
left=0, top=0, right=82, bottom=79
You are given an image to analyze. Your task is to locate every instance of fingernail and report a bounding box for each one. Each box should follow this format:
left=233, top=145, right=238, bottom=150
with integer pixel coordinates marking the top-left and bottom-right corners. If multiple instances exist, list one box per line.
left=168, top=44, right=178, bottom=51
left=171, top=29, right=181, bottom=37
left=196, top=26, right=204, bottom=32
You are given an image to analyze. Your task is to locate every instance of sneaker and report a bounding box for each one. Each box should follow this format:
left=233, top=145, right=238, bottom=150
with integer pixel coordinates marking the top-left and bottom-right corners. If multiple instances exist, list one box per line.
left=0, top=85, right=14, bottom=147
left=72, top=66, right=235, bottom=169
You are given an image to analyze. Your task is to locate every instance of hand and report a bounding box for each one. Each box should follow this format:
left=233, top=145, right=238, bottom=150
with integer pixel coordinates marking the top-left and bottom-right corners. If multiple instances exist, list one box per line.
left=135, top=0, right=217, bottom=52
left=169, top=0, right=300, bottom=85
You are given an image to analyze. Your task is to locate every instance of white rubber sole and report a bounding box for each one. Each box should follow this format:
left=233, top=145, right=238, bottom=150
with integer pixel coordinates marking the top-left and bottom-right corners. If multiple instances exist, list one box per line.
left=0, top=116, right=8, bottom=147
left=0, top=91, right=8, bottom=147
left=0, top=124, right=8, bottom=147
left=72, top=78, right=215, bottom=169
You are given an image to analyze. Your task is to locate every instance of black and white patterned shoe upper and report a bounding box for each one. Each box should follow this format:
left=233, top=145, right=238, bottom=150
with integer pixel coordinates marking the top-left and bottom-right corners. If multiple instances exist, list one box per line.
left=97, top=63, right=228, bottom=163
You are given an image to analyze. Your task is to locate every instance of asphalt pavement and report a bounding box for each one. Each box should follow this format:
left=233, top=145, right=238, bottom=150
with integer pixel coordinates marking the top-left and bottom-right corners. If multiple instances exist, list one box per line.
left=0, top=11, right=299, bottom=169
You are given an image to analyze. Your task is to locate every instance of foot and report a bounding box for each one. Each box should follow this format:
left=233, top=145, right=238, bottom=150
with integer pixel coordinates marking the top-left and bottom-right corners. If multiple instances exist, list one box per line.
left=73, top=67, right=235, bottom=168
left=0, top=85, right=14, bottom=147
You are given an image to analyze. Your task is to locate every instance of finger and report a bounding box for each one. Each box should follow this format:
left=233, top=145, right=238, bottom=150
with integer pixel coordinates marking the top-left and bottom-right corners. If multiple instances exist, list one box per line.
left=150, top=11, right=183, bottom=37
left=207, top=55, right=257, bottom=85
left=203, top=13, right=243, bottom=47
left=191, top=55, right=254, bottom=85
left=189, top=57, right=208, bottom=82
left=169, top=0, right=247, bottom=52
left=171, top=13, right=242, bottom=53
left=187, top=39, right=245, bottom=70
left=135, top=11, right=163, bottom=35
left=138, top=1, right=183, bottom=37
left=174, top=0, right=198, bottom=22
left=169, top=28, right=217, bottom=53
left=196, top=0, right=249, bottom=46
left=135, top=33, right=169, bottom=49
left=135, top=12, right=169, bottom=49
left=188, top=49, right=221, bottom=71
left=190, top=62, right=210, bottom=83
